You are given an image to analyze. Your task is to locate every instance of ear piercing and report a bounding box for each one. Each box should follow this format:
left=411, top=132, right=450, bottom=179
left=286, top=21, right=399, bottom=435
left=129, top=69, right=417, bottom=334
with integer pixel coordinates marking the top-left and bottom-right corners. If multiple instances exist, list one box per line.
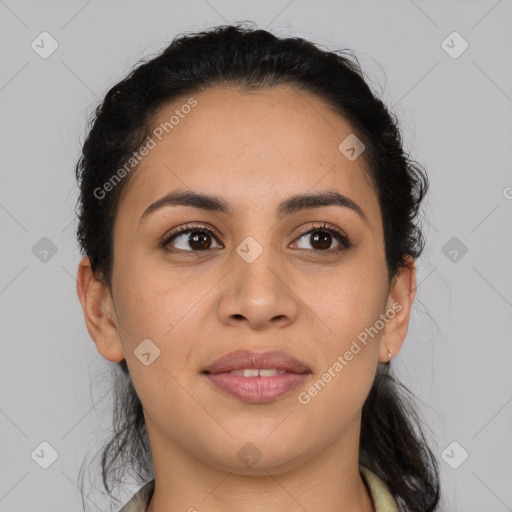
left=387, top=348, right=392, bottom=361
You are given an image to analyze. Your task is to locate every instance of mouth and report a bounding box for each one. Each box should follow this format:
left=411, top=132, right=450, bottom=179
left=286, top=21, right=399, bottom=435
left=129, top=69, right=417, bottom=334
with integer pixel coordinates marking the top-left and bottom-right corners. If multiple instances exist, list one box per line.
left=202, top=349, right=312, bottom=374
left=202, top=349, right=312, bottom=404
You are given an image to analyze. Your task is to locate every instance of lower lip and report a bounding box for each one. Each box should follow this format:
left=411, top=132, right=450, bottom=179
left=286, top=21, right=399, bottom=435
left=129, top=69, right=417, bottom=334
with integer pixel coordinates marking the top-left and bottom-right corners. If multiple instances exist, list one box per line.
left=204, top=372, right=310, bottom=404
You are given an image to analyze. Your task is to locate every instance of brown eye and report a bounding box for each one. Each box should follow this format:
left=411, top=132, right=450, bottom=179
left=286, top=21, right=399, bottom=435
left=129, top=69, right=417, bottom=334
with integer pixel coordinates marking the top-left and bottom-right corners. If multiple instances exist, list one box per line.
left=163, top=225, right=222, bottom=252
left=291, top=224, right=352, bottom=252
left=310, top=231, right=333, bottom=250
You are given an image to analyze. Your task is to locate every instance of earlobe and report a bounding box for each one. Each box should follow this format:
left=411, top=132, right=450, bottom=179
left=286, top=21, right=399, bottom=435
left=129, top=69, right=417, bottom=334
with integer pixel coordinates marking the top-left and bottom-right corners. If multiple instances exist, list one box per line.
left=379, top=256, right=416, bottom=363
left=76, top=256, right=125, bottom=363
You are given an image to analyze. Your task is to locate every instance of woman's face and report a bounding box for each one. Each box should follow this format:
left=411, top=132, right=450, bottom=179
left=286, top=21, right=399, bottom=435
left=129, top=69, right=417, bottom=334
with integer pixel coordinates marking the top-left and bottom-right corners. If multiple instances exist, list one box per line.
left=80, top=85, right=415, bottom=475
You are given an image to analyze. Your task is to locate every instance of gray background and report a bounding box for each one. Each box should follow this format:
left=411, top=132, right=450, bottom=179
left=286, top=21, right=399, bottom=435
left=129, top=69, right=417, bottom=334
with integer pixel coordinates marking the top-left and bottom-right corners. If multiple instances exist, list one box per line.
left=1, top=0, right=511, bottom=510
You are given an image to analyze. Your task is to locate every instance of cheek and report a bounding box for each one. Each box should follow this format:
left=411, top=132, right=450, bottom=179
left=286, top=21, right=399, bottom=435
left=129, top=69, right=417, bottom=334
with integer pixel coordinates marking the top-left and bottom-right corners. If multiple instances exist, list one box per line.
left=291, top=259, right=386, bottom=414
left=296, top=258, right=387, bottom=343
left=298, top=351, right=377, bottom=448
left=114, top=260, right=202, bottom=341
left=112, top=264, right=211, bottom=389
left=113, top=270, right=202, bottom=417
left=296, top=266, right=384, bottom=422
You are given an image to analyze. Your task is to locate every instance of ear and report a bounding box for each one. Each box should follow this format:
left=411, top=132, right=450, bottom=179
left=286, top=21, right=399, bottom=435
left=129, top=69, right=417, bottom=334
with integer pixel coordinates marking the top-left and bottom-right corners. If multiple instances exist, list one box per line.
left=76, top=255, right=125, bottom=362
left=379, top=255, right=416, bottom=363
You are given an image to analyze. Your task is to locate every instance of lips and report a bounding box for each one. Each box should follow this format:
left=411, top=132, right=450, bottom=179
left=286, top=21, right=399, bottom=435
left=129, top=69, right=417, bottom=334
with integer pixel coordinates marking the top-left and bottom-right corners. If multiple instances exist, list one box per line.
left=202, top=349, right=311, bottom=375
left=202, top=349, right=312, bottom=404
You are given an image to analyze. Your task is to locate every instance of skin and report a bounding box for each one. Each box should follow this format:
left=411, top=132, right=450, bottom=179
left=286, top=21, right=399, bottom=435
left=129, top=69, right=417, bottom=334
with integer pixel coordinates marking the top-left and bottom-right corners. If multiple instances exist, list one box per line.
left=77, top=85, right=416, bottom=512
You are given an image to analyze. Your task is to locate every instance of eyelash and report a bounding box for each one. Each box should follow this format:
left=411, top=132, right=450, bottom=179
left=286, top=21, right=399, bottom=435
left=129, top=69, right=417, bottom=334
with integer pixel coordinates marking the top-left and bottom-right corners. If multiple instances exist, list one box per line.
left=161, top=222, right=352, bottom=254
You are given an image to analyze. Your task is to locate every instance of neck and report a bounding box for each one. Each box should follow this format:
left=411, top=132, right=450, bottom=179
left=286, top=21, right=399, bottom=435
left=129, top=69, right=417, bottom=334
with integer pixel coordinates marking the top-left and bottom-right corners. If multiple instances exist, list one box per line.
left=144, top=415, right=375, bottom=512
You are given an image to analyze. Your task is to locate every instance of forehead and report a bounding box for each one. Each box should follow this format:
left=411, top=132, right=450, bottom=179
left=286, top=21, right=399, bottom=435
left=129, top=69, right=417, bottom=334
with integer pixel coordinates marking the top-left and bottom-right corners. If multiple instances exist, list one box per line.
left=117, top=85, right=379, bottom=224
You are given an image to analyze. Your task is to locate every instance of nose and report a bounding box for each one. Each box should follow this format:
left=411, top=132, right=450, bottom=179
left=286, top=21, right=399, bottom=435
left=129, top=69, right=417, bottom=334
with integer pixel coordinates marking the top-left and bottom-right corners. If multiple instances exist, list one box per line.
left=216, top=249, right=299, bottom=331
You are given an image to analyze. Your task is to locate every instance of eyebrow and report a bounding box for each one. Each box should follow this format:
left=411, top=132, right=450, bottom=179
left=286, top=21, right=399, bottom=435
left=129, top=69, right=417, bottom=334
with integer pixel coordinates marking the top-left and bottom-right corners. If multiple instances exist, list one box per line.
left=139, top=189, right=369, bottom=227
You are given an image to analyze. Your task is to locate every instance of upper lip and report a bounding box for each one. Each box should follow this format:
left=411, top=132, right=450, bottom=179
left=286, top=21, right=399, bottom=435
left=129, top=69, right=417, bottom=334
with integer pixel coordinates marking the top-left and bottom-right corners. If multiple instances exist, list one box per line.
left=202, top=350, right=312, bottom=374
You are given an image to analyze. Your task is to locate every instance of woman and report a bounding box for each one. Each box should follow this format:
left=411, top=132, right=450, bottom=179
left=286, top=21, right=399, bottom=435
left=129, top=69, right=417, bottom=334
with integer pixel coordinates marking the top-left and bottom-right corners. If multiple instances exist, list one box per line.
left=75, top=23, right=440, bottom=512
